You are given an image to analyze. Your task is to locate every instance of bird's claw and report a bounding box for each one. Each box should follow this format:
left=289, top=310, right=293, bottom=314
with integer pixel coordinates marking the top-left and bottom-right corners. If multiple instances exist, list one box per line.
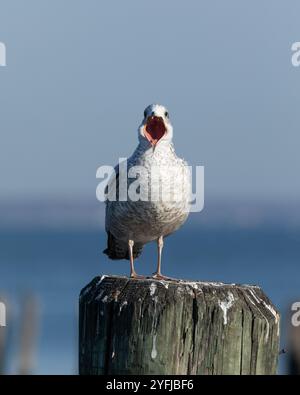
left=130, top=272, right=145, bottom=279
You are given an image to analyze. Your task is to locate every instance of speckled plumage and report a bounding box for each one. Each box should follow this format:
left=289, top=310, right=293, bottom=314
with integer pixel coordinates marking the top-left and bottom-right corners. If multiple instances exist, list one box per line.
left=104, top=104, right=191, bottom=260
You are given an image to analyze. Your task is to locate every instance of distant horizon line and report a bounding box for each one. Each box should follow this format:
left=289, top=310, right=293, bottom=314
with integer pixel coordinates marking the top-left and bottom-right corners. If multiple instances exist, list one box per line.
left=0, top=195, right=299, bottom=206
left=1, top=195, right=300, bottom=231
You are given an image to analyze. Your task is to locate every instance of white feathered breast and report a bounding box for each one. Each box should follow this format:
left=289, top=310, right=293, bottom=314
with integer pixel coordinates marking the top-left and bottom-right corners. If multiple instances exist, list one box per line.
left=106, top=141, right=191, bottom=244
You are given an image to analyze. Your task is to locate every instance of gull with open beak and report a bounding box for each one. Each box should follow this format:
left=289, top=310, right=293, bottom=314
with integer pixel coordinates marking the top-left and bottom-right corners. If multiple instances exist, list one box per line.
left=104, top=104, right=191, bottom=279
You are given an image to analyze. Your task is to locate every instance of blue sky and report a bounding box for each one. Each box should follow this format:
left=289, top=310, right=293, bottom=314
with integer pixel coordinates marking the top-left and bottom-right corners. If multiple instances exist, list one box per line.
left=0, top=0, right=300, bottom=201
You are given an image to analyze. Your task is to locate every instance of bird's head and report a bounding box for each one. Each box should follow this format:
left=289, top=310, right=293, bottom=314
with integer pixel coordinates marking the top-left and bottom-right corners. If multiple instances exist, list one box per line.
left=138, top=104, right=173, bottom=147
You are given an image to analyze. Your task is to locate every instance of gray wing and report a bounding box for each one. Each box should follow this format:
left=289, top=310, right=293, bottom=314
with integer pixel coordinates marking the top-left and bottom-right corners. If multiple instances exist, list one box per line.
left=103, top=158, right=144, bottom=260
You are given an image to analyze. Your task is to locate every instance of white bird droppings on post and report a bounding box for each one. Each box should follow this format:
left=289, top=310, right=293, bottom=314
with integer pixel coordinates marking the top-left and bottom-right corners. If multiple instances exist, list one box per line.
left=247, top=289, right=280, bottom=338
left=248, top=289, right=261, bottom=304
left=185, top=285, right=195, bottom=297
left=158, top=281, right=169, bottom=289
left=218, top=292, right=235, bottom=325
left=262, top=301, right=280, bottom=337
left=149, top=283, right=157, bottom=296
left=262, top=302, right=279, bottom=323
left=185, top=282, right=199, bottom=290
left=96, top=275, right=107, bottom=286
left=151, top=334, right=157, bottom=359
left=119, top=300, right=128, bottom=314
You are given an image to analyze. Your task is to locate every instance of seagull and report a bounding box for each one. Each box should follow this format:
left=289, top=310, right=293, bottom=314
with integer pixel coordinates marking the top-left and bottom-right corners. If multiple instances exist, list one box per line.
left=103, top=104, right=191, bottom=279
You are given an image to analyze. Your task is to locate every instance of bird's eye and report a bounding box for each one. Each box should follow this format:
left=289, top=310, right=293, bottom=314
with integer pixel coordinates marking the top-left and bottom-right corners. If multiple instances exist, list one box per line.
left=164, top=111, right=169, bottom=118
left=144, top=110, right=147, bottom=118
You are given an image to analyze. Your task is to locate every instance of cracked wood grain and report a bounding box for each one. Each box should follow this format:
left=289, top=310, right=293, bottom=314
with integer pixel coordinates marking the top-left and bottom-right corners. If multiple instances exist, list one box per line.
left=79, top=276, right=280, bottom=375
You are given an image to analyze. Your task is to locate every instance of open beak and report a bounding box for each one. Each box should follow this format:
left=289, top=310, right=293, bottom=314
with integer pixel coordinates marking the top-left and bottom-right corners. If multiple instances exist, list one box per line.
left=144, top=115, right=166, bottom=146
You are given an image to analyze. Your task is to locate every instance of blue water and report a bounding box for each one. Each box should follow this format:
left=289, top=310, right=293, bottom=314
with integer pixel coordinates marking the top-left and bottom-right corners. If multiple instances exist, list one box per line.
left=0, top=222, right=299, bottom=374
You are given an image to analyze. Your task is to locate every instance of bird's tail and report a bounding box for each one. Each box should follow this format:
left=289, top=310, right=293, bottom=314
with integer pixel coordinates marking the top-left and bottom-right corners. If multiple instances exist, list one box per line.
left=103, top=231, right=143, bottom=260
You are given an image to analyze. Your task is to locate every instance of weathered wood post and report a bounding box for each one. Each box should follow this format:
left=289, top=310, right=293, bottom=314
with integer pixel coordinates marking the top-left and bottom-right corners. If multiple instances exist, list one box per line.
left=79, top=275, right=280, bottom=375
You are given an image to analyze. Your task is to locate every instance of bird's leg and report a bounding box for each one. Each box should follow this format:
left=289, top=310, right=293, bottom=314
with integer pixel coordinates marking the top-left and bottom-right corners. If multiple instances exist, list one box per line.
left=128, top=239, right=144, bottom=279
left=152, top=236, right=167, bottom=280
left=152, top=236, right=176, bottom=281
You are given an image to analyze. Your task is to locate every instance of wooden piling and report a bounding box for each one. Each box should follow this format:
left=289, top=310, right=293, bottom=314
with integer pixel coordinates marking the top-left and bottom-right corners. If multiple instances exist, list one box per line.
left=79, top=275, right=280, bottom=375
